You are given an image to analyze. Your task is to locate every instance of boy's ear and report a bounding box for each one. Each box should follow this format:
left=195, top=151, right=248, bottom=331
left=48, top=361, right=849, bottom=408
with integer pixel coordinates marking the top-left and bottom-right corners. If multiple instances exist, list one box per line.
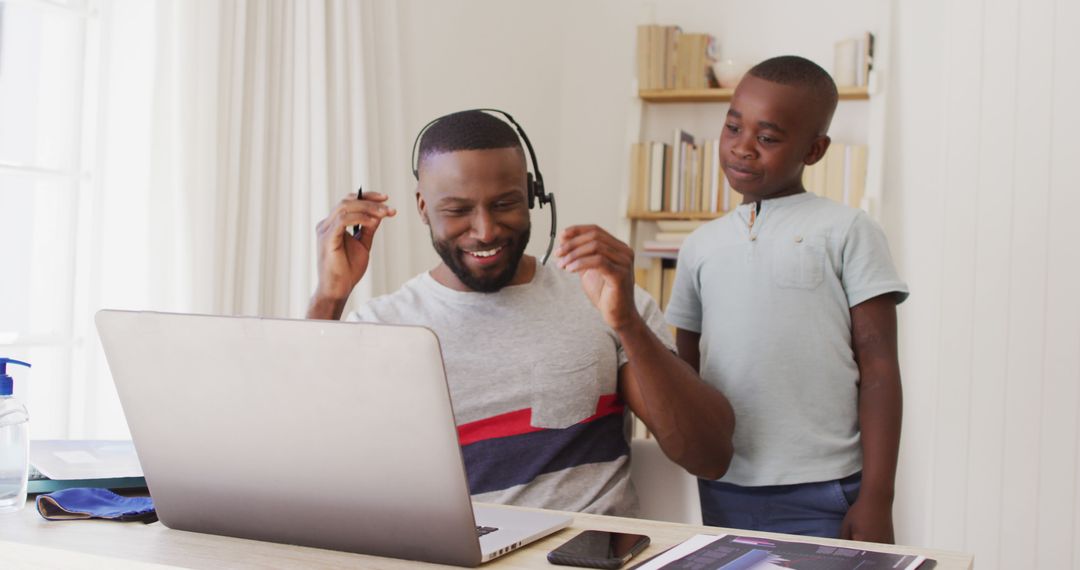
left=803, top=135, right=831, bottom=166
left=415, top=189, right=430, bottom=225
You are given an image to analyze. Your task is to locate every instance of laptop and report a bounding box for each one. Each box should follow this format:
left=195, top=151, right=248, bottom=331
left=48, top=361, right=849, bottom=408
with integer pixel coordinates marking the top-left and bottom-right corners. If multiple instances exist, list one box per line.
left=95, top=309, right=572, bottom=567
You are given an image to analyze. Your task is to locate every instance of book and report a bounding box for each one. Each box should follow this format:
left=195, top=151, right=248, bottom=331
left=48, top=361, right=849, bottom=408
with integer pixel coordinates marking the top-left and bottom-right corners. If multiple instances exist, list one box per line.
left=636, top=26, right=652, bottom=89
left=649, top=142, right=668, bottom=212
left=824, top=142, right=847, bottom=203
left=642, top=240, right=682, bottom=253
left=631, top=533, right=930, bottom=570
left=653, top=232, right=691, bottom=244
left=660, top=267, right=677, bottom=310
left=28, top=440, right=147, bottom=494
left=833, top=37, right=859, bottom=87
left=847, top=144, right=869, bottom=209
left=669, top=129, right=695, bottom=212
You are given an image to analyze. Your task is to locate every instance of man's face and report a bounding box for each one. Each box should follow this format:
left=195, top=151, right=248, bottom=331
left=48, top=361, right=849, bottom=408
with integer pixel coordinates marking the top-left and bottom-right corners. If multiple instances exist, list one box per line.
left=417, top=147, right=532, bottom=293
left=719, top=75, right=829, bottom=202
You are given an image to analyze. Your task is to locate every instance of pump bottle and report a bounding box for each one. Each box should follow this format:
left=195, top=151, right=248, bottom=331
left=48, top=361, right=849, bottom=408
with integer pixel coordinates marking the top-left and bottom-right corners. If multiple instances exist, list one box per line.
left=0, top=358, right=31, bottom=513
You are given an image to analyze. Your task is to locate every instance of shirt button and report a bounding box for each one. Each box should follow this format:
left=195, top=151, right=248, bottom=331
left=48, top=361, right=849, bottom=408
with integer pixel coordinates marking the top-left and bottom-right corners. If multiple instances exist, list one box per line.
left=795, top=236, right=803, bottom=243
left=750, top=235, right=757, bottom=241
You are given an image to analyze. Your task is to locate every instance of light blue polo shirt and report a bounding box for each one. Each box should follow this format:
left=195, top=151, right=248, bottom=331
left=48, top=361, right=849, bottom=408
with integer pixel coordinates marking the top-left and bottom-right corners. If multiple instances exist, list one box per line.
left=666, top=192, right=908, bottom=487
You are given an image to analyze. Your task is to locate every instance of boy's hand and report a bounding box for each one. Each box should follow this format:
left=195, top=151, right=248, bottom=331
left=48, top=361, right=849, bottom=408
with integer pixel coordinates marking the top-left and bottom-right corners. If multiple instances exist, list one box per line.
left=555, top=225, right=639, bottom=331
left=840, top=497, right=894, bottom=544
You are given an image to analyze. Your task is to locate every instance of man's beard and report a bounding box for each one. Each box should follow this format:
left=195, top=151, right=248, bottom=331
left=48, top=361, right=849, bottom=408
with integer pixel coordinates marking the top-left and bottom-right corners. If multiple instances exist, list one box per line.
left=431, top=224, right=531, bottom=293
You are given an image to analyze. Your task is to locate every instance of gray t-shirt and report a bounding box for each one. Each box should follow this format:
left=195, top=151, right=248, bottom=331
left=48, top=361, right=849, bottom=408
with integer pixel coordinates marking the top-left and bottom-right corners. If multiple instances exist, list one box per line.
left=666, top=192, right=908, bottom=486
left=347, top=262, right=673, bottom=515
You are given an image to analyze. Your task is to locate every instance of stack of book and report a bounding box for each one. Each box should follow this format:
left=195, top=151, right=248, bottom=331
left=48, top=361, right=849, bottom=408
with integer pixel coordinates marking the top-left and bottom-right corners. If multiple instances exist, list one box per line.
left=627, top=132, right=738, bottom=217
left=802, top=142, right=870, bottom=210
left=630, top=136, right=869, bottom=216
left=636, top=25, right=719, bottom=90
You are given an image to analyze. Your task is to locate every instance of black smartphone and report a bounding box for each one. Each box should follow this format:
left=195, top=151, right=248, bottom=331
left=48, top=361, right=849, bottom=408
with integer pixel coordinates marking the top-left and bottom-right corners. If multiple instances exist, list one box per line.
left=547, top=530, right=650, bottom=569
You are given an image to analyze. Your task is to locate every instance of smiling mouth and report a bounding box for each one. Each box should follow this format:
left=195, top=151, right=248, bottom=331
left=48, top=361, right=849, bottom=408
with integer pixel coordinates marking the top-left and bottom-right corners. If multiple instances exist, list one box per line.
left=467, top=246, right=502, bottom=258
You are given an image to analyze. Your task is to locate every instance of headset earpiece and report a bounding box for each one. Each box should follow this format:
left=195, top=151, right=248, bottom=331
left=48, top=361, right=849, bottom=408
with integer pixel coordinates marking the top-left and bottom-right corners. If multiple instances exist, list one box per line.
left=527, top=172, right=536, bottom=209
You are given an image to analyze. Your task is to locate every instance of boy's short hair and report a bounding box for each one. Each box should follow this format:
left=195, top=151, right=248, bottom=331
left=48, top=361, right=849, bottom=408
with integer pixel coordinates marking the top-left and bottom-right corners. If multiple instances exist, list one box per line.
left=417, top=110, right=523, bottom=176
left=747, top=56, right=839, bottom=132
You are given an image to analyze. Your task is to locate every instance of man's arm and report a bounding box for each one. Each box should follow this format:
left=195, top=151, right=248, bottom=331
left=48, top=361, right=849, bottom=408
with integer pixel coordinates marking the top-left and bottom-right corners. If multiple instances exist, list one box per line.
left=841, top=293, right=902, bottom=544
left=556, top=225, right=734, bottom=479
left=306, top=192, right=397, bottom=320
left=617, top=321, right=735, bottom=479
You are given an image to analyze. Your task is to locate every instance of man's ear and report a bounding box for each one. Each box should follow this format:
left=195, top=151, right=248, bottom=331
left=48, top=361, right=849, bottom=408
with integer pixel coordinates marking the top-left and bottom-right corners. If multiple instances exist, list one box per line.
left=415, top=189, right=430, bottom=225
left=803, top=135, right=831, bottom=166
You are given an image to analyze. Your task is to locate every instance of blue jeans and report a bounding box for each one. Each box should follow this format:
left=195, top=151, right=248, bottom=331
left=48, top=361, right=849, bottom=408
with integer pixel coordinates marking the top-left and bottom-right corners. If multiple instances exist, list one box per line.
left=698, top=472, right=862, bottom=538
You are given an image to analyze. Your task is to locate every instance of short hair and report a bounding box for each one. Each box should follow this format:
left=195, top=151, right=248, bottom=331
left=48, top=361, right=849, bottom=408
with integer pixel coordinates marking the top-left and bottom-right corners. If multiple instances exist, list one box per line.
left=747, top=56, right=838, bottom=132
left=417, top=110, right=523, bottom=176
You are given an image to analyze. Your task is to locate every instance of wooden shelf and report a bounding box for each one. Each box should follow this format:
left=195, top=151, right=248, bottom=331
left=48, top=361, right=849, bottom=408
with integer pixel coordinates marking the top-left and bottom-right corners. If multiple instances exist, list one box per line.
left=638, top=86, right=870, bottom=103
left=627, top=211, right=724, bottom=221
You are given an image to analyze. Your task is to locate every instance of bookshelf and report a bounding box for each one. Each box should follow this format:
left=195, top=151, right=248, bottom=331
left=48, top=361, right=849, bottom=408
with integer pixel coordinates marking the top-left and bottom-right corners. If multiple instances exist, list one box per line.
left=623, top=13, right=889, bottom=440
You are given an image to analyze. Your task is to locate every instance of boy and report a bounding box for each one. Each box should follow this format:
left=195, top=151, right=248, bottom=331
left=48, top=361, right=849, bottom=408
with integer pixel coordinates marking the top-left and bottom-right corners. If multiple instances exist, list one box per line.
left=665, top=56, right=908, bottom=542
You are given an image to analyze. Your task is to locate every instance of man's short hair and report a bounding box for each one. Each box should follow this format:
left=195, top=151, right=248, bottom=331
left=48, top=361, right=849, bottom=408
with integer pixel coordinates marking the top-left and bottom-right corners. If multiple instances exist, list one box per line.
left=748, top=55, right=839, bottom=109
left=417, top=110, right=523, bottom=176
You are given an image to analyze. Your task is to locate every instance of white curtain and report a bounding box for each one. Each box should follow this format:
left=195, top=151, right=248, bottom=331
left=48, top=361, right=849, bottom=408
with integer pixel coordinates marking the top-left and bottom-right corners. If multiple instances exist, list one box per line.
left=70, top=0, right=418, bottom=437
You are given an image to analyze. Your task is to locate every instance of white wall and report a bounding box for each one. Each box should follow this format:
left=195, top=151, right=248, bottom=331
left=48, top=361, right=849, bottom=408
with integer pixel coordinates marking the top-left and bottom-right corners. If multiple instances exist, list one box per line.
left=381, top=1, right=1080, bottom=568
left=887, top=0, right=1080, bottom=568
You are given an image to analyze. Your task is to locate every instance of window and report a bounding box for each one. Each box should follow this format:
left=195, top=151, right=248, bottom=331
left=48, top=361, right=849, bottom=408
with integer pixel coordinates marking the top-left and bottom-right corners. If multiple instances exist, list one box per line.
left=0, top=0, right=95, bottom=437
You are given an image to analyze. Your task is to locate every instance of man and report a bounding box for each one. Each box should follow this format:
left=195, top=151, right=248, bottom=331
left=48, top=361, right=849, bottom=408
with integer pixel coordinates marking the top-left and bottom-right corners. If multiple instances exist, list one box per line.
left=307, top=110, right=733, bottom=515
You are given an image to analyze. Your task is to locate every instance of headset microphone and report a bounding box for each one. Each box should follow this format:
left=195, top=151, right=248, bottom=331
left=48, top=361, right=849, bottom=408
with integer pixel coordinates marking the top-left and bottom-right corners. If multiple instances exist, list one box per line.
left=410, top=109, right=557, bottom=265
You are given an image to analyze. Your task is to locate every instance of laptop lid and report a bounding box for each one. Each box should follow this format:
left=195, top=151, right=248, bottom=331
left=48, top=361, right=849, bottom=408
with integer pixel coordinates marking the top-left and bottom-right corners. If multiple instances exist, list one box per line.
left=96, top=310, right=496, bottom=566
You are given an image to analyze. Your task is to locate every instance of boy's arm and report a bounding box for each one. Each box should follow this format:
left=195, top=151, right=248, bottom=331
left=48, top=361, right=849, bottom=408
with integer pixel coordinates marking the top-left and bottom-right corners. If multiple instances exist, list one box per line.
left=675, top=329, right=702, bottom=372
left=842, top=293, right=902, bottom=544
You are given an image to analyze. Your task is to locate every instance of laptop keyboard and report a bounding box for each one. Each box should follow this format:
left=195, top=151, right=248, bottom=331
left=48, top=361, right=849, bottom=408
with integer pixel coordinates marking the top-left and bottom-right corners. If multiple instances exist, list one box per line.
left=476, top=526, right=499, bottom=537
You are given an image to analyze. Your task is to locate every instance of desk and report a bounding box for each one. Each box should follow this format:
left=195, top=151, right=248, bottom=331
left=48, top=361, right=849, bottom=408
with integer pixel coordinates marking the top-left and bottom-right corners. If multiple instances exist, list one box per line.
left=0, top=499, right=972, bottom=569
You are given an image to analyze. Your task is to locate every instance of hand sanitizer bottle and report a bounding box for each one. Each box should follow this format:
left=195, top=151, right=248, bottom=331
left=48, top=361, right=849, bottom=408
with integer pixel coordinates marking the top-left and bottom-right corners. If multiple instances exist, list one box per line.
left=0, top=358, right=31, bottom=513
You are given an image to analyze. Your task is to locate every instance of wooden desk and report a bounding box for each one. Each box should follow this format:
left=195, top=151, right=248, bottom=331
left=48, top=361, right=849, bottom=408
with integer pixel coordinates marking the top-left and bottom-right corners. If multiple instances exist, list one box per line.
left=0, top=499, right=973, bottom=569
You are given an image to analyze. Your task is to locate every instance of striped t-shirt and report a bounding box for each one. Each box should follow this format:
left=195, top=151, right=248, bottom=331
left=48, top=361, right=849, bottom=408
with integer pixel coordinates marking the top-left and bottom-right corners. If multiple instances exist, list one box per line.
left=348, top=262, right=673, bottom=515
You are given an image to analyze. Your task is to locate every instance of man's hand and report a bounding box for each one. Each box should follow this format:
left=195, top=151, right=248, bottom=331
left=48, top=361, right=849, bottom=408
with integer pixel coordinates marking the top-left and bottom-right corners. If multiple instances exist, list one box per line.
left=840, top=497, right=895, bottom=544
left=555, top=225, right=638, bottom=331
left=307, top=192, right=396, bottom=320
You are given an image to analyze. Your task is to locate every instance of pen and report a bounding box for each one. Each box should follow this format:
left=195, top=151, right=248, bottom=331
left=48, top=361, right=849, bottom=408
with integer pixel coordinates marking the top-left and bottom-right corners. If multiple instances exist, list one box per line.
left=353, top=186, right=363, bottom=240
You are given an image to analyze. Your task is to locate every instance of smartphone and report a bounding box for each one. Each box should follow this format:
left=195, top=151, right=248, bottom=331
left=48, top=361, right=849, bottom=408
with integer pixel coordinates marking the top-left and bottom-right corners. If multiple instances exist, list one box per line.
left=547, top=530, right=650, bottom=569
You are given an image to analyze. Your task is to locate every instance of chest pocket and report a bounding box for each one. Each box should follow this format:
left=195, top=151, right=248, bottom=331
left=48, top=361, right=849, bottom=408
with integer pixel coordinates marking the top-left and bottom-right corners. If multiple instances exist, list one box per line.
left=772, top=237, right=826, bottom=290
left=529, top=356, right=603, bottom=429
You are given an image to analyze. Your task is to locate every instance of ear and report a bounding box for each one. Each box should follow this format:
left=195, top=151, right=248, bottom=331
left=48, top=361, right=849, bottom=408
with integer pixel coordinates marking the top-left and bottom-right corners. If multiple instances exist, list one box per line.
left=803, top=135, right=831, bottom=166
left=415, top=189, right=430, bottom=225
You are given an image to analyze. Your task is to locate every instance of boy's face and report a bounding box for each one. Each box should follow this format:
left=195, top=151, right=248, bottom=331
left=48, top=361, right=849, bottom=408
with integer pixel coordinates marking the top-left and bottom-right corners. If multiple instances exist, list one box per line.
left=416, top=147, right=532, bottom=292
left=719, top=75, right=830, bottom=202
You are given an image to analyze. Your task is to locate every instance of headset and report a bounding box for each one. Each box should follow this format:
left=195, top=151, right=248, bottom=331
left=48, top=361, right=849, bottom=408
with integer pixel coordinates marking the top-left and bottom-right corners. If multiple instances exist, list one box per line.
left=410, top=108, right=558, bottom=265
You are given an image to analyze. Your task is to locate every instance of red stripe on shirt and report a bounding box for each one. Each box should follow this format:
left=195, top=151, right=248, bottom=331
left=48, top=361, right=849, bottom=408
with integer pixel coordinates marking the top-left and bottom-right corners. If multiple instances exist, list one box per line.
left=457, top=393, right=625, bottom=447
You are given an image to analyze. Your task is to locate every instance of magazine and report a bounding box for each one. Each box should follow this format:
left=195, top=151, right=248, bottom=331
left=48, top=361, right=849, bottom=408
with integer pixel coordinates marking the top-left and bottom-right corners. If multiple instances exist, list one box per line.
left=632, top=534, right=930, bottom=570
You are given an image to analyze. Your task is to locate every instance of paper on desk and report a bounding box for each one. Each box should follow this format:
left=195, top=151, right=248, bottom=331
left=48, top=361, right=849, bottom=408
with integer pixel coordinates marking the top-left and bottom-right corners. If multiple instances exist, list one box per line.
left=30, top=440, right=144, bottom=480
left=633, top=533, right=928, bottom=570
left=633, top=534, right=726, bottom=569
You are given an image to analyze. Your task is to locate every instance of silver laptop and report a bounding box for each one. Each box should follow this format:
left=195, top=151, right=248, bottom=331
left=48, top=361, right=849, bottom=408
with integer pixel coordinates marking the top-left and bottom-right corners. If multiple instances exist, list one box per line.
left=95, top=309, right=571, bottom=567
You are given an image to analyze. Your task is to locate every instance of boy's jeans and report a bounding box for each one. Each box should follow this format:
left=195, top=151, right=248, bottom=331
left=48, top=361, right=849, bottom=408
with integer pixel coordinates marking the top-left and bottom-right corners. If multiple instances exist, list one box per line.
left=697, top=472, right=862, bottom=538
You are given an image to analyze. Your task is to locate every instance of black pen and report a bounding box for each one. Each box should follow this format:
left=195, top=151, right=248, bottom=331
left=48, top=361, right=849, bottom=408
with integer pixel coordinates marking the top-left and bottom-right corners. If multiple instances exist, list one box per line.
left=352, top=186, right=363, bottom=240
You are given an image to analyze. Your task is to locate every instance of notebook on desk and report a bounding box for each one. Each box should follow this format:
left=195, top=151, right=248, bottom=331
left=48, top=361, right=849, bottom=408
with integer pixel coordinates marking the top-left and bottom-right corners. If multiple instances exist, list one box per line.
left=94, top=310, right=571, bottom=567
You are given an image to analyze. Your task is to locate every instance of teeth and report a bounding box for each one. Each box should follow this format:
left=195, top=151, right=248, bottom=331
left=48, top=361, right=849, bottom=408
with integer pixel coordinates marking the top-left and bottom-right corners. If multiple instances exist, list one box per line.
left=469, top=247, right=501, bottom=258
